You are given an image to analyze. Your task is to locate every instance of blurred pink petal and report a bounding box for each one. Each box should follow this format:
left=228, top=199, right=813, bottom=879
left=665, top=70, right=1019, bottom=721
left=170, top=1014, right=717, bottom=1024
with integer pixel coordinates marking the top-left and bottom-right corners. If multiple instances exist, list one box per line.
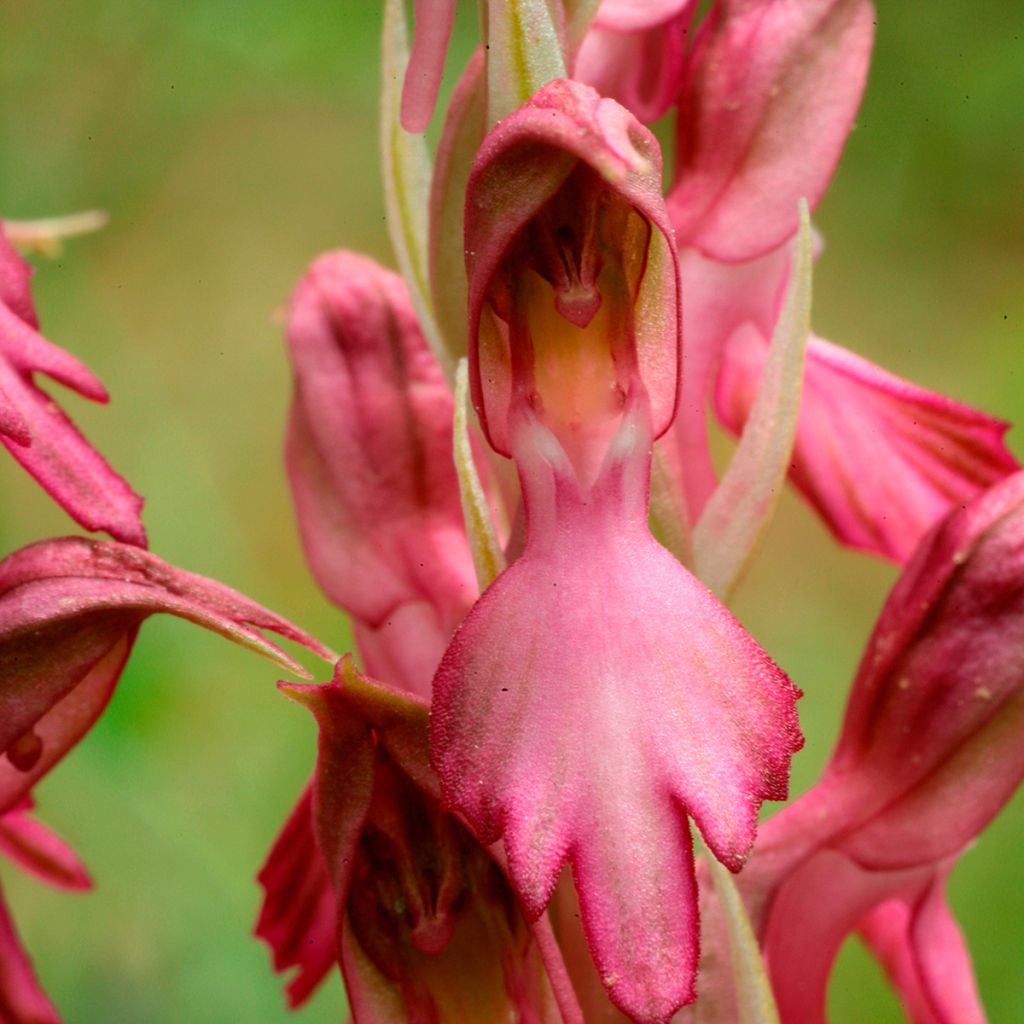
left=760, top=849, right=925, bottom=1024
left=0, top=227, right=37, bottom=329
left=0, top=223, right=146, bottom=545
left=668, top=0, right=875, bottom=261
left=715, top=332, right=1018, bottom=562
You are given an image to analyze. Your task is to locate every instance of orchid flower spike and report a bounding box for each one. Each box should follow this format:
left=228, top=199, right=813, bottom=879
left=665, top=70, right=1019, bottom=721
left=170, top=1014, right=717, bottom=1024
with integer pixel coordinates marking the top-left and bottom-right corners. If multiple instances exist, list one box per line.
left=429, top=79, right=801, bottom=1022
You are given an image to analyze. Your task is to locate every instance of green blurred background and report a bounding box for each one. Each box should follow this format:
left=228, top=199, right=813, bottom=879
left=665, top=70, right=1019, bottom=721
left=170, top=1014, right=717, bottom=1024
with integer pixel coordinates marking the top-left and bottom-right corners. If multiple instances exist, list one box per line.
left=1, top=1, right=1022, bottom=1020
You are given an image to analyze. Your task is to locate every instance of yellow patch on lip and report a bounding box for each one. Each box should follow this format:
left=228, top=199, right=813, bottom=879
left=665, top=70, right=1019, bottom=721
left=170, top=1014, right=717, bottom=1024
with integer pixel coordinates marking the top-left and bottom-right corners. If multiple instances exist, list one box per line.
left=522, top=268, right=625, bottom=430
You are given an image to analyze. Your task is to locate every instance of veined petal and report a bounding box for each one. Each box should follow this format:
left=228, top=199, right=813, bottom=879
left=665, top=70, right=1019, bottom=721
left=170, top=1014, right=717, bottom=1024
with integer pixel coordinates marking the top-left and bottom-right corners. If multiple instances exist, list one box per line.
left=668, top=0, right=875, bottom=261
left=716, top=333, right=1019, bottom=562
left=0, top=536, right=329, bottom=813
left=432, top=415, right=801, bottom=1022
left=484, top=0, right=567, bottom=125
left=0, top=882, right=59, bottom=1024
left=284, top=252, right=477, bottom=648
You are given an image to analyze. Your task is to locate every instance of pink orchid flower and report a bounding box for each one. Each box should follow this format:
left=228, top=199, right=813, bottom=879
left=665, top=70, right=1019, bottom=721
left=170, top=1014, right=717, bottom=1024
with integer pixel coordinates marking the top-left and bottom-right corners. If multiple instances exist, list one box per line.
left=429, top=78, right=801, bottom=1021
left=0, top=223, right=146, bottom=547
left=699, top=470, right=1024, bottom=1022
left=662, top=0, right=1018, bottom=561
left=258, top=250, right=482, bottom=1006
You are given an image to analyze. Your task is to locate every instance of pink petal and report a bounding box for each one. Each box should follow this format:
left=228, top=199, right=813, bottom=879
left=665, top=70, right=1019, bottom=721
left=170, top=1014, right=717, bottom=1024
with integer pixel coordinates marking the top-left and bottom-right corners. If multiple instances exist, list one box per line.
left=592, top=0, right=694, bottom=32
left=254, top=784, right=336, bottom=1008
left=668, top=0, right=875, bottom=261
left=0, top=883, right=59, bottom=1024
left=0, top=536, right=330, bottom=813
left=761, top=849, right=929, bottom=1024
left=284, top=252, right=476, bottom=649
left=716, top=332, right=1019, bottom=562
left=860, top=865, right=986, bottom=1024
left=574, top=2, right=694, bottom=123
left=814, top=471, right=1024, bottom=867
left=432, top=418, right=800, bottom=1022
left=0, top=273, right=145, bottom=546
left=0, top=806, right=91, bottom=892
left=400, top=0, right=457, bottom=133
left=465, top=78, right=680, bottom=455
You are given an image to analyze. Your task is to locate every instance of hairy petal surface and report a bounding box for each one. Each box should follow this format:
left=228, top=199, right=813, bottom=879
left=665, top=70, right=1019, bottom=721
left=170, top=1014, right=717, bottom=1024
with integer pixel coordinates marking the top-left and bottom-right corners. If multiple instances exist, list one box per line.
left=716, top=333, right=1018, bottom=562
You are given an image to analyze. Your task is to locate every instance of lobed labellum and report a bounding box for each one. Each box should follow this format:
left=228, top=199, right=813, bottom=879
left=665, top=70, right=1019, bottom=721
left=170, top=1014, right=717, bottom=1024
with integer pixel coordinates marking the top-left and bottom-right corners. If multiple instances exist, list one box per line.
left=431, top=400, right=802, bottom=1021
